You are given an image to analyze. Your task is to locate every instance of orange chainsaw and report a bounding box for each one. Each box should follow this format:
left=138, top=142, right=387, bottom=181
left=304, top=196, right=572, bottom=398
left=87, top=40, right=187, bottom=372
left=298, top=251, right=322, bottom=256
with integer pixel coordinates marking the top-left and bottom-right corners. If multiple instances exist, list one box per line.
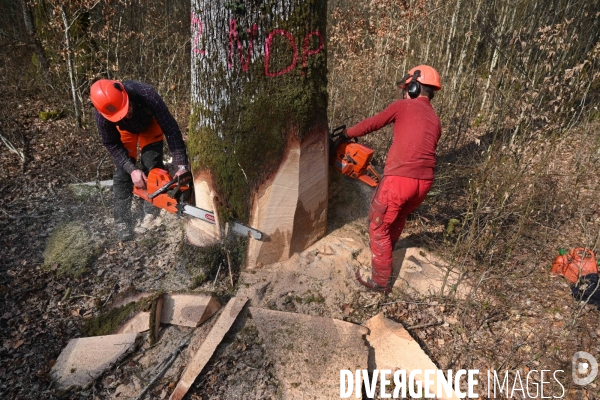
left=133, top=168, right=263, bottom=240
left=329, top=125, right=381, bottom=187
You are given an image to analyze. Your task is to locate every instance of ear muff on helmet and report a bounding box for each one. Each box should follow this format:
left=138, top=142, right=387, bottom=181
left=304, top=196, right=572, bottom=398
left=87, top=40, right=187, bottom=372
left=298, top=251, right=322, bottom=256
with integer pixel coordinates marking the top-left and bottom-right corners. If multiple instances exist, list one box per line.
left=407, top=70, right=421, bottom=99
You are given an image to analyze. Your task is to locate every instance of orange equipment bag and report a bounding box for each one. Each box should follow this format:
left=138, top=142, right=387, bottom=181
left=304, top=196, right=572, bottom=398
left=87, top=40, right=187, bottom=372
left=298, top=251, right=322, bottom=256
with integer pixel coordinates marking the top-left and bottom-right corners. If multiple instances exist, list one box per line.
left=551, top=248, right=598, bottom=285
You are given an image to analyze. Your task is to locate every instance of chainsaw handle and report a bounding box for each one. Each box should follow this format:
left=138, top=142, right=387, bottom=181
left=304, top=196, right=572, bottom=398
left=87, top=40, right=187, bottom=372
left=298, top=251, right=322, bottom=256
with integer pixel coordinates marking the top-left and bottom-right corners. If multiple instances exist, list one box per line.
left=330, top=124, right=347, bottom=138
left=330, top=124, right=358, bottom=143
left=148, top=171, right=193, bottom=200
left=148, top=176, right=178, bottom=199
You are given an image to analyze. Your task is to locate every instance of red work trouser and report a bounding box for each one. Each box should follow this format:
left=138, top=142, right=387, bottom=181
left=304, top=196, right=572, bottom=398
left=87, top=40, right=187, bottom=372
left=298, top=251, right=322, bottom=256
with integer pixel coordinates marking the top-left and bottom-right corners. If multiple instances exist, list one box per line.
left=369, top=175, right=433, bottom=287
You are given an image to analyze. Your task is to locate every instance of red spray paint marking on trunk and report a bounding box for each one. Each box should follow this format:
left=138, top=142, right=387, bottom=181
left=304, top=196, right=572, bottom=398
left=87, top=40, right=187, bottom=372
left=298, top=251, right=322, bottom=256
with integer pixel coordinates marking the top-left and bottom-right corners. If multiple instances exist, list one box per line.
left=191, top=13, right=206, bottom=55
left=264, top=29, right=298, bottom=77
left=192, top=15, right=324, bottom=78
left=302, top=31, right=324, bottom=76
left=228, top=19, right=258, bottom=72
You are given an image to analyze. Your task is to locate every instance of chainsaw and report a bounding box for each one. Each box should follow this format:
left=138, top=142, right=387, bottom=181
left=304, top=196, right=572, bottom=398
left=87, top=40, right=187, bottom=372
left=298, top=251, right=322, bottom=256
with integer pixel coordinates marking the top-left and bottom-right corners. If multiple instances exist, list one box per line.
left=329, top=125, right=381, bottom=187
left=133, top=168, right=263, bottom=240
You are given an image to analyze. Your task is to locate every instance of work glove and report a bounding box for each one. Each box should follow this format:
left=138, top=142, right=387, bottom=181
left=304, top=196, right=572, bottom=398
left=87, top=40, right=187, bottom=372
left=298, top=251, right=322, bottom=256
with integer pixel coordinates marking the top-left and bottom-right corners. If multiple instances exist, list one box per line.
left=174, top=165, right=189, bottom=177
left=340, top=129, right=350, bottom=141
left=131, top=169, right=147, bottom=189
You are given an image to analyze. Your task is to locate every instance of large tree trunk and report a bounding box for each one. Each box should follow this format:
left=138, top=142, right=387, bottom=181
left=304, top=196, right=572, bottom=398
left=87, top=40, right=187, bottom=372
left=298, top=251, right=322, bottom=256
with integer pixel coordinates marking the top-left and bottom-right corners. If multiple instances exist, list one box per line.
left=188, top=1, right=328, bottom=268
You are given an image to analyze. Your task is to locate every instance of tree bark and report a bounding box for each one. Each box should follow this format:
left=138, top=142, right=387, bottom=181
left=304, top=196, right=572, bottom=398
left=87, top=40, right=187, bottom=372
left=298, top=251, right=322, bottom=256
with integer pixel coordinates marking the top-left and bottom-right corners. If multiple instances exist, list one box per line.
left=188, top=0, right=328, bottom=268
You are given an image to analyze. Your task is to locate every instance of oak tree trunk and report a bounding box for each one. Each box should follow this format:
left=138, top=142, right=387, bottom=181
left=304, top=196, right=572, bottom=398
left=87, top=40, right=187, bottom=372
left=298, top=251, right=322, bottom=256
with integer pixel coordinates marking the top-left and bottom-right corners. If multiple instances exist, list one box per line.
left=188, top=0, right=328, bottom=268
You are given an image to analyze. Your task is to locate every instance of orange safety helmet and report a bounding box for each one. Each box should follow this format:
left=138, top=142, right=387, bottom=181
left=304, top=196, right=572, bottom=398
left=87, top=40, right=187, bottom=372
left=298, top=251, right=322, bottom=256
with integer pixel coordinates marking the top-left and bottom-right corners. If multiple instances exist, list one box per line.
left=402, top=65, right=442, bottom=91
left=90, top=79, right=129, bottom=122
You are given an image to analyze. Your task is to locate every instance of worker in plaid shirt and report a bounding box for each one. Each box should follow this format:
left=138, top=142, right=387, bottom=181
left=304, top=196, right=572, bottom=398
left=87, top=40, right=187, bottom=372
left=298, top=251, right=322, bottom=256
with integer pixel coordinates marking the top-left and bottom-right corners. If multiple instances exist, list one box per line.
left=90, top=79, right=189, bottom=241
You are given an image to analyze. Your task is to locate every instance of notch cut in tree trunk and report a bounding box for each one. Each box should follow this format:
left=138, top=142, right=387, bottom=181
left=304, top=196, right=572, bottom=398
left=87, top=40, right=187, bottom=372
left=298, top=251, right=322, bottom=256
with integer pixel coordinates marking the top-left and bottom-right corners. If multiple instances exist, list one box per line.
left=187, top=0, right=328, bottom=268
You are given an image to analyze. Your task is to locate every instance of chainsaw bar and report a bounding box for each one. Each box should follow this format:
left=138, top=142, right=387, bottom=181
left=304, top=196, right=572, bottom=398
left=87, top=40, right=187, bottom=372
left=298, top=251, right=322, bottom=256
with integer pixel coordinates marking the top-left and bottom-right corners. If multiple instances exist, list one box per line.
left=180, top=204, right=264, bottom=241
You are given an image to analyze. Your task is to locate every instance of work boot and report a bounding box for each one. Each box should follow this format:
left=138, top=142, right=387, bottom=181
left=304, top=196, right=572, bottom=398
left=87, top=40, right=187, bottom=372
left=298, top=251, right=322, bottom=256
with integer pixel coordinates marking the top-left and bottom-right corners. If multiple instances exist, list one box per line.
left=115, top=222, right=134, bottom=242
left=355, top=269, right=391, bottom=294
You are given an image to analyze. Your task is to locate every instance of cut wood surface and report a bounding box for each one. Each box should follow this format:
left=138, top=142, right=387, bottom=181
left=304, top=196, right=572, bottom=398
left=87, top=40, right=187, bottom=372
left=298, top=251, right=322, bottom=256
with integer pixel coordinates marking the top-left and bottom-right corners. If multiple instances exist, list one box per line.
left=250, top=307, right=369, bottom=399
left=109, top=292, right=154, bottom=310
left=246, top=133, right=328, bottom=268
left=169, top=297, right=248, bottom=400
left=50, top=333, right=139, bottom=390
left=392, top=247, right=471, bottom=298
left=364, top=313, right=460, bottom=400
left=160, top=293, right=221, bottom=328
left=186, top=172, right=221, bottom=246
left=116, top=311, right=150, bottom=334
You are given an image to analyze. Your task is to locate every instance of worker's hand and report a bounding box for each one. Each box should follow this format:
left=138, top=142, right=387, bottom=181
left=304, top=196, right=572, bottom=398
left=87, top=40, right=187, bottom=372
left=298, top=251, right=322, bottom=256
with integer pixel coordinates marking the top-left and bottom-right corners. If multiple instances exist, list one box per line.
left=340, top=129, right=350, bottom=141
left=174, top=165, right=188, bottom=177
left=131, top=169, right=147, bottom=189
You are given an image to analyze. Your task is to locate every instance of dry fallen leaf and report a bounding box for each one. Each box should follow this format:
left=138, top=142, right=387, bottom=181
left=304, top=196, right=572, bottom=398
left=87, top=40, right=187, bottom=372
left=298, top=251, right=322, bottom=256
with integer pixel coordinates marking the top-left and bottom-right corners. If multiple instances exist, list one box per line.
left=14, top=339, right=24, bottom=349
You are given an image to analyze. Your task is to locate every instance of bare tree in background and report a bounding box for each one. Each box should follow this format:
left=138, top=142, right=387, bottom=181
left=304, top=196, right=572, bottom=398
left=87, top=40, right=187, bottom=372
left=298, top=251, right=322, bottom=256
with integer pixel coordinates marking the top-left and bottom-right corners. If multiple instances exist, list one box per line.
left=20, top=0, right=51, bottom=83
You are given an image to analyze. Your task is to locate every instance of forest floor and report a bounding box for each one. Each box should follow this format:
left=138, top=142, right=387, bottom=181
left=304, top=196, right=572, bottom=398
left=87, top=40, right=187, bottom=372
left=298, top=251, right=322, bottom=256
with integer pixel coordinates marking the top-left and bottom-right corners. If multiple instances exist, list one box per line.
left=1, top=90, right=599, bottom=399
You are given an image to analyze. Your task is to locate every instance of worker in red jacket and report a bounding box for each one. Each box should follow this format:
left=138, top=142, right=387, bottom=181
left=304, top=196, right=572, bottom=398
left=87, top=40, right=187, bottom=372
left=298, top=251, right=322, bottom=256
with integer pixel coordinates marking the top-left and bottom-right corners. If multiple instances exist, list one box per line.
left=344, top=65, right=442, bottom=293
left=90, top=80, right=189, bottom=241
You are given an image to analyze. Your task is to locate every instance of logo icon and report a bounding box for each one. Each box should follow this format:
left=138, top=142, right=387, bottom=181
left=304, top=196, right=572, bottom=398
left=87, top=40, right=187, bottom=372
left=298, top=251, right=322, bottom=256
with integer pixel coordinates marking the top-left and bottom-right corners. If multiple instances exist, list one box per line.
left=572, top=351, right=598, bottom=385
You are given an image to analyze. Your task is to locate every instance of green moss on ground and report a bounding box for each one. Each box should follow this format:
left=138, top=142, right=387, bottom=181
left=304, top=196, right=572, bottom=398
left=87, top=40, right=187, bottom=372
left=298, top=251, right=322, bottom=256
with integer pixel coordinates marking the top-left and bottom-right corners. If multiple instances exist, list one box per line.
left=139, top=236, right=159, bottom=249
left=445, top=218, right=461, bottom=242
left=178, top=235, right=247, bottom=290
left=43, top=221, right=99, bottom=278
left=302, top=291, right=325, bottom=304
left=81, top=302, right=138, bottom=337
left=179, top=240, right=223, bottom=288
left=39, top=110, right=63, bottom=121
left=82, top=293, right=163, bottom=337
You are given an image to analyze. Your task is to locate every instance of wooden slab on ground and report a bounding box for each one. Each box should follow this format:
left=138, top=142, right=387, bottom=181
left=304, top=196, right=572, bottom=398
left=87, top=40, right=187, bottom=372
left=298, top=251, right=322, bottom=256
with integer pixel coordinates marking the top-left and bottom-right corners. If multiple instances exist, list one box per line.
left=109, top=291, right=154, bottom=309
left=50, top=333, right=139, bottom=390
left=169, top=297, right=248, bottom=400
left=116, top=311, right=150, bottom=334
left=160, top=293, right=221, bottom=328
left=74, top=180, right=114, bottom=187
left=250, top=307, right=369, bottom=399
left=364, top=313, right=460, bottom=400
left=392, top=247, right=471, bottom=298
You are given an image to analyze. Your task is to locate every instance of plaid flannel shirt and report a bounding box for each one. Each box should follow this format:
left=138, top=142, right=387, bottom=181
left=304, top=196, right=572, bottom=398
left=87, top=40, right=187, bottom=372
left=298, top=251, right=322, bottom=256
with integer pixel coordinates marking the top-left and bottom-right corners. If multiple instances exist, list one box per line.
left=95, top=81, right=188, bottom=174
